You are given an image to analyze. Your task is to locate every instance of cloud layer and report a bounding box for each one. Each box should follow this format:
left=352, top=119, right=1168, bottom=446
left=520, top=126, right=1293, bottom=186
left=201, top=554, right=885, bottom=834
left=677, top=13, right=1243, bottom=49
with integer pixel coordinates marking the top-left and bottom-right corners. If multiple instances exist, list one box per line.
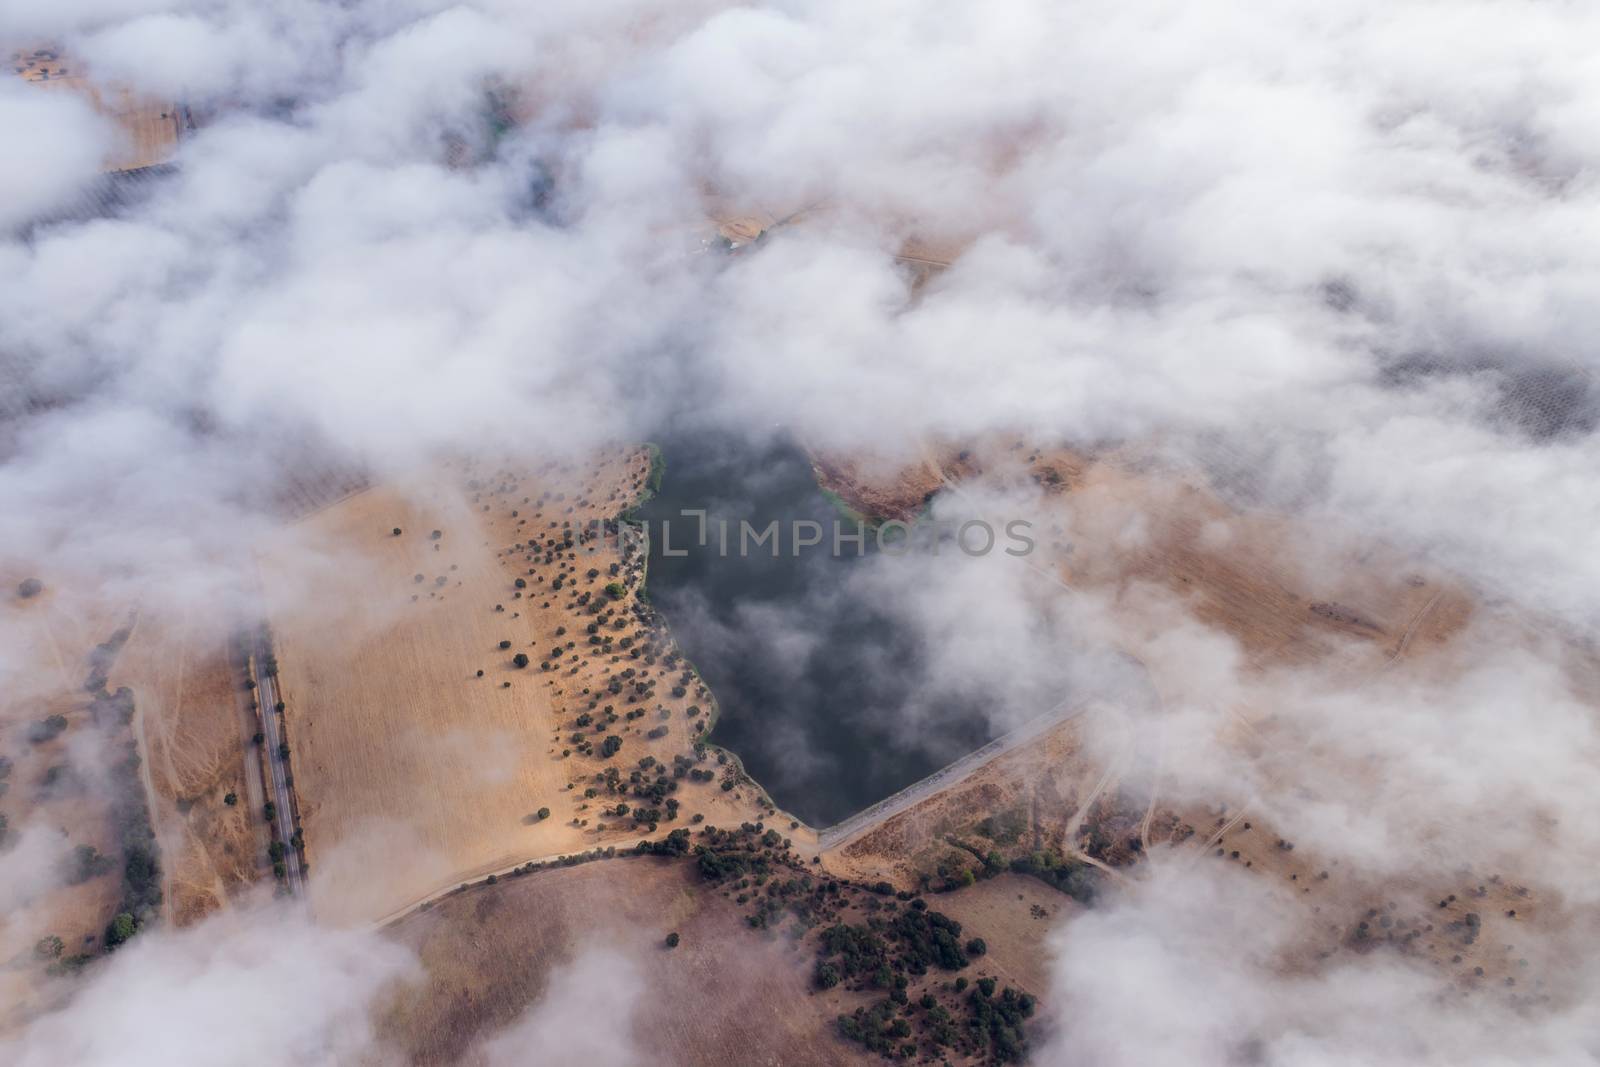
left=4, top=0, right=1600, bottom=1062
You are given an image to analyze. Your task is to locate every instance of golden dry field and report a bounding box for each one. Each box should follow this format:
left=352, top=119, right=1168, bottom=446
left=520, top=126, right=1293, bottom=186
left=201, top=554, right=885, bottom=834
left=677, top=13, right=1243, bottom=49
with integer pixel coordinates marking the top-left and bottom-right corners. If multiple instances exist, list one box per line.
left=807, top=437, right=1588, bottom=999
left=260, top=447, right=770, bottom=926
left=13, top=46, right=181, bottom=172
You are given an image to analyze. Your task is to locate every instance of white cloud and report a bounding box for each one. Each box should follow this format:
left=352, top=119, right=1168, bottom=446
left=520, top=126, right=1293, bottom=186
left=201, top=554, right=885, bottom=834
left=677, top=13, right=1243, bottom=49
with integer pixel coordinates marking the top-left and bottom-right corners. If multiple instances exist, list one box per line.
left=0, top=903, right=417, bottom=1067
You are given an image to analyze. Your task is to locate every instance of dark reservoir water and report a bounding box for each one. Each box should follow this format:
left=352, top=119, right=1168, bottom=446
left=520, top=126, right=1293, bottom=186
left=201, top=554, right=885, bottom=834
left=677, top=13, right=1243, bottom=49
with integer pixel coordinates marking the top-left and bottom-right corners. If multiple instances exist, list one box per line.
left=635, top=433, right=997, bottom=827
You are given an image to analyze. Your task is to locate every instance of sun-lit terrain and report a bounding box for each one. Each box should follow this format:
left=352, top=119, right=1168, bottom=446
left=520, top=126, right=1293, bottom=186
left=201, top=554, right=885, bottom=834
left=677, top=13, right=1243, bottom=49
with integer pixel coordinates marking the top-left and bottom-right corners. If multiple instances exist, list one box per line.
left=5, top=7, right=1600, bottom=1066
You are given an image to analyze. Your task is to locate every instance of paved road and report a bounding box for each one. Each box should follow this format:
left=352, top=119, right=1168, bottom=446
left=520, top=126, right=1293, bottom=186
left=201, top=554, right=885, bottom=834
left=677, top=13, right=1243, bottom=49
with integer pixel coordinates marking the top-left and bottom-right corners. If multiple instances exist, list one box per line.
left=815, top=695, right=1094, bottom=852
left=816, top=650, right=1158, bottom=852
left=251, top=638, right=304, bottom=893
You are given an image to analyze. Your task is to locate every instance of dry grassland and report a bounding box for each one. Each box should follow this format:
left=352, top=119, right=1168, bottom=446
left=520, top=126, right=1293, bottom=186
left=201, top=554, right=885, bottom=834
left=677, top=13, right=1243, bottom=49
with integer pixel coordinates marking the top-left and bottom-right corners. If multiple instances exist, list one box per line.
left=261, top=447, right=767, bottom=926
left=13, top=47, right=181, bottom=173
left=379, top=844, right=1055, bottom=1066
left=0, top=580, right=135, bottom=1030
left=110, top=614, right=263, bottom=926
left=810, top=437, right=1581, bottom=1004
left=379, top=857, right=869, bottom=1067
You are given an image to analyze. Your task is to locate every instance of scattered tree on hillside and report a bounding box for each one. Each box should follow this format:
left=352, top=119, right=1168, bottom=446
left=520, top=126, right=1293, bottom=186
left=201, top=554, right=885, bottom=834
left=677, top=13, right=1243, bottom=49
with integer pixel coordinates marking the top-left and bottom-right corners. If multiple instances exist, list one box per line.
left=29, top=714, right=70, bottom=744
left=104, top=913, right=137, bottom=949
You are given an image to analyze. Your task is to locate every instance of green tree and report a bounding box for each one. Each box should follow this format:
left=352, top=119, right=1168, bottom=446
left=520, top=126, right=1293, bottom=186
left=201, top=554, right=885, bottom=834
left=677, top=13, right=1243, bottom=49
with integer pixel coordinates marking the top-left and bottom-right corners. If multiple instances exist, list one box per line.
left=536, top=807, right=551, bottom=820
left=34, top=935, right=63, bottom=960
left=665, top=932, right=680, bottom=948
left=104, top=913, right=137, bottom=949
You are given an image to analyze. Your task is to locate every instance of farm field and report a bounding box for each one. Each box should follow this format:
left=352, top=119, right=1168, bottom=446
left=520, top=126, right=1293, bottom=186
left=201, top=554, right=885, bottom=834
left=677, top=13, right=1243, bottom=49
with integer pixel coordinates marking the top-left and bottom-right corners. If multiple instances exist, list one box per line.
left=260, top=448, right=771, bottom=926
left=14, top=46, right=181, bottom=172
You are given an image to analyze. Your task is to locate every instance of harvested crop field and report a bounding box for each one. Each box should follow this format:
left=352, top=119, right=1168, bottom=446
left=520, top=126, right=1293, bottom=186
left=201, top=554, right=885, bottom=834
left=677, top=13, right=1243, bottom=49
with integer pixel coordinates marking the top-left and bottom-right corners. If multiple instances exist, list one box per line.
left=260, top=448, right=767, bottom=926
left=14, top=48, right=181, bottom=172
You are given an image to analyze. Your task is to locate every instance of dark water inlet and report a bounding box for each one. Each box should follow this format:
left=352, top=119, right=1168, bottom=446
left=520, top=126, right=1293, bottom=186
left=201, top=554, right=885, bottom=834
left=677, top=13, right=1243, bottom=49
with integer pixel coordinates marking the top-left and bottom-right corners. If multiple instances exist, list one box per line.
left=634, top=432, right=997, bottom=826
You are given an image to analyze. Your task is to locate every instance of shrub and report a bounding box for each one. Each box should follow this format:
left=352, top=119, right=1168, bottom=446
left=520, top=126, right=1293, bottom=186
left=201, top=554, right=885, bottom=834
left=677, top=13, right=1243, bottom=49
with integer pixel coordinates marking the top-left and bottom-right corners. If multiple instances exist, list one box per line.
left=604, top=582, right=626, bottom=599
left=966, top=938, right=987, bottom=957
left=34, top=935, right=63, bottom=960
left=665, top=932, right=680, bottom=949
left=536, top=807, right=550, bottom=820
left=65, top=845, right=112, bottom=884
left=104, top=913, right=137, bottom=949
left=223, top=792, right=237, bottom=806
left=27, top=714, right=69, bottom=744
left=17, top=577, right=43, bottom=599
